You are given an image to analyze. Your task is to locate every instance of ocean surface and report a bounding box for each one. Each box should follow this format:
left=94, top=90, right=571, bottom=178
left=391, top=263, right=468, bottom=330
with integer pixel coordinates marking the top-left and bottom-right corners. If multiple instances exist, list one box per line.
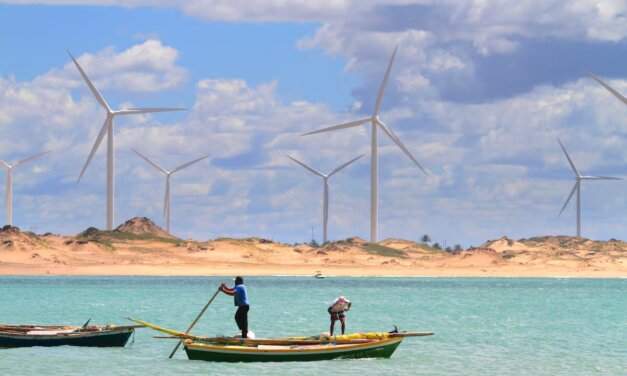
left=0, top=276, right=625, bottom=375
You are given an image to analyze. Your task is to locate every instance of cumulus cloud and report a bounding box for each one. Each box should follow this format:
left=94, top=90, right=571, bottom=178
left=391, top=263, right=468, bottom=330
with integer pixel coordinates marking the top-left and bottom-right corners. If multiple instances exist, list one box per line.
left=5, top=0, right=627, bottom=44
left=298, top=2, right=627, bottom=104
left=36, top=39, right=187, bottom=93
left=5, top=1, right=627, bottom=103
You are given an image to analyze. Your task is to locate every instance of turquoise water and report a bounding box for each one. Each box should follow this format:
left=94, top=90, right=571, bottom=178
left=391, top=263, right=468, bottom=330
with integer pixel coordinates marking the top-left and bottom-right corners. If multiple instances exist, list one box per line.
left=0, top=277, right=625, bottom=375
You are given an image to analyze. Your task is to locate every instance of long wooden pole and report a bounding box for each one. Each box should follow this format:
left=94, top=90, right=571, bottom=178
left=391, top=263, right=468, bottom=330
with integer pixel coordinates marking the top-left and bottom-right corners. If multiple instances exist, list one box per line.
left=168, top=288, right=221, bottom=359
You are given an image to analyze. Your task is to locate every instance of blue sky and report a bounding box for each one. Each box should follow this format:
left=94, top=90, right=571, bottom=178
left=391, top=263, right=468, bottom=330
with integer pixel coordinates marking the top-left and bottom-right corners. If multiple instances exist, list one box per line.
left=0, top=5, right=357, bottom=108
left=1, top=1, right=627, bottom=246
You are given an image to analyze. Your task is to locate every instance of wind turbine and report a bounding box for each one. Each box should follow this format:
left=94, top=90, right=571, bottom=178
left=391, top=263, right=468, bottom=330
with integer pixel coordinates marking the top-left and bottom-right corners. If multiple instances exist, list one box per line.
left=302, top=46, right=427, bottom=242
left=557, top=138, right=621, bottom=237
left=68, top=51, right=185, bottom=230
left=0, top=151, right=50, bottom=226
left=288, top=155, right=363, bottom=243
left=133, top=149, right=209, bottom=234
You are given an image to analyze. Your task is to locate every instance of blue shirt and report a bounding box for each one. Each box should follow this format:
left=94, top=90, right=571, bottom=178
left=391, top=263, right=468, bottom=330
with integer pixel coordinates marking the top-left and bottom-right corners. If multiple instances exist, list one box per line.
left=234, top=284, right=249, bottom=306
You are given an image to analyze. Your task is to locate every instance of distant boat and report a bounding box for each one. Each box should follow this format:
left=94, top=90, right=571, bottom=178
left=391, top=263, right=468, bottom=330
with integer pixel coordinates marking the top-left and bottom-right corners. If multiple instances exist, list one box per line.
left=314, top=271, right=325, bottom=279
left=0, top=323, right=139, bottom=348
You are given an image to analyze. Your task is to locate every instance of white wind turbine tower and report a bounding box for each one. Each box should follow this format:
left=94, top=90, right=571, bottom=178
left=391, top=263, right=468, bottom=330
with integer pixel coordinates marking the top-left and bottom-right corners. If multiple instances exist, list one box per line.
left=288, top=154, right=363, bottom=243
left=133, top=149, right=209, bottom=234
left=0, top=151, right=50, bottom=226
left=557, top=139, right=621, bottom=237
left=68, top=51, right=185, bottom=230
left=303, top=46, right=427, bottom=242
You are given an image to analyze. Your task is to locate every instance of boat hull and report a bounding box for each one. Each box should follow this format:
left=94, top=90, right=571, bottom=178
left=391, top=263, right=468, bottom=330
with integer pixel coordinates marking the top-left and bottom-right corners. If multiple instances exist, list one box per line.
left=0, top=328, right=134, bottom=348
left=184, top=337, right=403, bottom=362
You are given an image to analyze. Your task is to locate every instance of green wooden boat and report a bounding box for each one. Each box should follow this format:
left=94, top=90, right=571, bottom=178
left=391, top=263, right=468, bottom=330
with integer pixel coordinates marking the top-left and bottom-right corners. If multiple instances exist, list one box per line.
left=183, top=336, right=403, bottom=362
left=130, top=318, right=433, bottom=363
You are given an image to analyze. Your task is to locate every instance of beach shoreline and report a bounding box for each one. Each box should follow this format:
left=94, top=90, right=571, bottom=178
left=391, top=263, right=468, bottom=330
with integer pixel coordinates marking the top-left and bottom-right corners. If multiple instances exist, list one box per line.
left=0, top=218, right=625, bottom=279
left=1, top=263, right=625, bottom=278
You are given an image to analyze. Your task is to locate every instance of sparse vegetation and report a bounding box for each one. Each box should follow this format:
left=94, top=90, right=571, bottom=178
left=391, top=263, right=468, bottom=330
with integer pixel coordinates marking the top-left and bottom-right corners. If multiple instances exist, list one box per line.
left=363, top=243, right=407, bottom=258
left=2, top=215, right=626, bottom=277
left=214, top=237, right=239, bottom=242
left=76, top=226, right=180, bottom=251
left=502, top=250, right=516, bottom=259
left=106, top=231, right=181, bottom=244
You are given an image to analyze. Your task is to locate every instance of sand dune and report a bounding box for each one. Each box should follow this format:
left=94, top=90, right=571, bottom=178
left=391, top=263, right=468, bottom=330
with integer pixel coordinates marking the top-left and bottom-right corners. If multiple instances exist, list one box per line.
left=0, top=218, right=625, bottom=277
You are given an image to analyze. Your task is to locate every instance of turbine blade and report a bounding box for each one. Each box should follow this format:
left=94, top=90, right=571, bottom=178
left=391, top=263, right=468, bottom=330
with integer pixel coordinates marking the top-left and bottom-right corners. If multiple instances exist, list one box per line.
left=328, top=154, right=364, bottom=178
left=559, top=182, right=578, bottom=216
left=132, top=149, right=168, bottom=175
left=377, top=120, right=428, bottom=175
left=374, top=45, right=399, bottom=116
left=557, top=138, right=579, bottom=177
left=14, top=151, right=50, bottom=167
left=302, top=117, right=371, bottom=136
left=67, top=50, right=111, bottom=112
left=589, top=74, right=627, bottom=106
left=78, top=117, right=109, bottom=182
left=117, top=108, right=186, bottom=115
left=583, top=175, right=623, bottom=180
left=172, top=154, right=209, bottom=173
left=0, top=160, right=10, bottom=169
left=287, top=155, right=325, bottom=177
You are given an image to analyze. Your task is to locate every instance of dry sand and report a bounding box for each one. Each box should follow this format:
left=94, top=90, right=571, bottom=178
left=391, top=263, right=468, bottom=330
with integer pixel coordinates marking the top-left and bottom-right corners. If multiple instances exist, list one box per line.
left=0, top=218, right=625, bottom=278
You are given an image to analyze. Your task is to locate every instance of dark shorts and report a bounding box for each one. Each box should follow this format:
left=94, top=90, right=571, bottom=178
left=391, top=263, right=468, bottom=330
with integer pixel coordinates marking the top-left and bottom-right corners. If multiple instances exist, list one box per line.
left=328, top=308, right=345, bottom=321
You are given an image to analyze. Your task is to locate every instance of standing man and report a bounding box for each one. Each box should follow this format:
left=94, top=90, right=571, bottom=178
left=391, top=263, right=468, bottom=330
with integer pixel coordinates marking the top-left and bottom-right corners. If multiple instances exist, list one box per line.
left=220, top=276, right=250, bottom=338
left=328, top=296, right=351, bottom=336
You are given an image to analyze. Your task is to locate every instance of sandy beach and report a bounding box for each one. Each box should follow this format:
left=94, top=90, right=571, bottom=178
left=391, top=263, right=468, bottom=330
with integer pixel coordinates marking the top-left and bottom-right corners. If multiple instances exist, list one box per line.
left=0, top=217, right=625, bottom=278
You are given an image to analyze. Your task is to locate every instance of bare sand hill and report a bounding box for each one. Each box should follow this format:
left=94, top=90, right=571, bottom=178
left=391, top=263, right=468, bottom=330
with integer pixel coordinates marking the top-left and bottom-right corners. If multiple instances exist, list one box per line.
left=0, top=219, right=625, bottom=277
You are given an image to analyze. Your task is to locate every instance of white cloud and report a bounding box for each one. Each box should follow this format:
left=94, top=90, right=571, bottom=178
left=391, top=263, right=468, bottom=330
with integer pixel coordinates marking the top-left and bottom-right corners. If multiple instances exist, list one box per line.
left=5, top=0, right=627, bottom=46
left=37, top=39, right=187, bottom=93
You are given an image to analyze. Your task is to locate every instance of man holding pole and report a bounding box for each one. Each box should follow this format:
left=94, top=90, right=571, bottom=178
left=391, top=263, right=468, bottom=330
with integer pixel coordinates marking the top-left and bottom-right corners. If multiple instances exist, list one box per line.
left=220, top=276, right=250, bottom=338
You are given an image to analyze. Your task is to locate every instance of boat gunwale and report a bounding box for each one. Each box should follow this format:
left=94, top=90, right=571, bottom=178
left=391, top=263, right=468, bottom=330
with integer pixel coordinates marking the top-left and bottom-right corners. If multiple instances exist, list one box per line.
left=184, top=336, right=403, bottom=354
left=0, top=327, right=134, bottom=340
